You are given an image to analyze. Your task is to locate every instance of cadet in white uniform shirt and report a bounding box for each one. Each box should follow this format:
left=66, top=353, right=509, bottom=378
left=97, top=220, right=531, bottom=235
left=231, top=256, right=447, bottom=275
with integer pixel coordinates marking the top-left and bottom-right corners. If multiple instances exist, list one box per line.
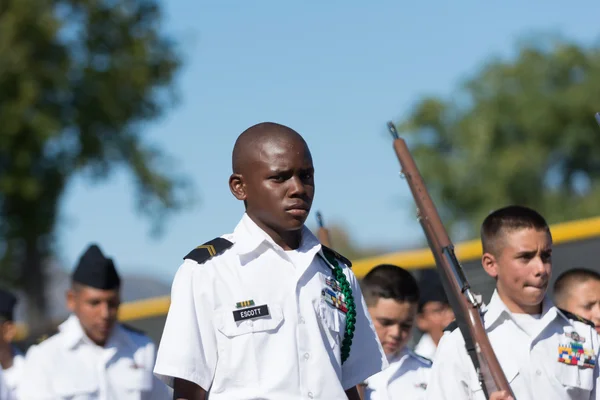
left=21, top=244, right=170, bottom=399
left=414, top=270, right=455, bottom=362
left=425, top=205, right=600, bottom=400
left=0, top=288, right=24, bottom=399
left=360, top=264, right=432, bottom=400
left=154, top=122, right=387, bottom=400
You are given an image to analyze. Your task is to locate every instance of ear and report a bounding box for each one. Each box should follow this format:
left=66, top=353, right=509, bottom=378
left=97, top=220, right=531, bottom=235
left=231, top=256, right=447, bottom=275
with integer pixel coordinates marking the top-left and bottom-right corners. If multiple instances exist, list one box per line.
left=66, top=289, right=77, bottom=313
left=229, top=173, right=247, bottom=201
left=481, top=252, right=499, bottom=279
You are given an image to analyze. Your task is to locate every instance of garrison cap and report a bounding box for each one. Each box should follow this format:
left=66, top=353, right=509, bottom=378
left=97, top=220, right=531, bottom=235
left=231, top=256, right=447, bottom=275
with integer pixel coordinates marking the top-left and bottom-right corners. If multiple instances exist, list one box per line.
left=0, top=288, right=17, bottom=321
left=417, top=269, right=449, bottom=311
left=72, top=244, right=121, bottom=290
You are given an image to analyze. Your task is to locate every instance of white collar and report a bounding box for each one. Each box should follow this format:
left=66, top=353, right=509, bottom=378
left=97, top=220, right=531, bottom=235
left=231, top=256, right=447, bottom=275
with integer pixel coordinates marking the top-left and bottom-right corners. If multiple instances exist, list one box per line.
left=59, top=314, right=134, bottom=351
left=232, top=213, right=321, bottom=257
left=483, top=289, right=557, bottom=331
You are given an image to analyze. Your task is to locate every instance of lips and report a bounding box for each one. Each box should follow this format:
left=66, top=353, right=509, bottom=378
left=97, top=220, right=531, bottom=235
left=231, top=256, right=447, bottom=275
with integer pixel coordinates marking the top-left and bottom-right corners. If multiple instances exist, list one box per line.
left=285, top=203, right=309, bottom=217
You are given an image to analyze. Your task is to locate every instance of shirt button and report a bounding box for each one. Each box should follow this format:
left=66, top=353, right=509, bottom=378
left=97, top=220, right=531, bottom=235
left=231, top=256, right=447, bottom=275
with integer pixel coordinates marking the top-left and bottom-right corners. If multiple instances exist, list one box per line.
left=536, top=370, right=542, bottom=376
left=304, top=353, right=310, bottom=360
left=308, top=392, right=314, bottom=398
left=248, top=321, right=254, bottom=327
left=299, top=316, right=305, bottom=324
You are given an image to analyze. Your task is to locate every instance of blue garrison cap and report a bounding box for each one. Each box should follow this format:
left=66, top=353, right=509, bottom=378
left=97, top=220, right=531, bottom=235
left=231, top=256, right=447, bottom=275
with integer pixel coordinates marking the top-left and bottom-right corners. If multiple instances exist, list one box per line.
left=72, top=244, right=121, bottom=290
left=0, top=288, right=17, bottom=321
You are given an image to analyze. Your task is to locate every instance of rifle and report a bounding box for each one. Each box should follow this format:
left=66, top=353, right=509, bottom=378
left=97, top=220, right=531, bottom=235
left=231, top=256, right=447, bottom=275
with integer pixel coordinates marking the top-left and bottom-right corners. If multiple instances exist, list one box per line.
left=315, top=211, right=333, bottom=247
left=386, top=122, right=513, bottom=399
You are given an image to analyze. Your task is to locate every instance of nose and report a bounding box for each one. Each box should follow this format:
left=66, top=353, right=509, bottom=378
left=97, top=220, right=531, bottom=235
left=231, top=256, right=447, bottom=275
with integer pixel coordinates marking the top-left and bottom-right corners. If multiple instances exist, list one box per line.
left=288, top=176, right=306, bottom=196
left=592, top=304, right=600, bottom=325
left=532, top=255, right=547, bottom=276
left=388, top=324, right=402, bottom=340
left=100, top=302, right=110, bottom=319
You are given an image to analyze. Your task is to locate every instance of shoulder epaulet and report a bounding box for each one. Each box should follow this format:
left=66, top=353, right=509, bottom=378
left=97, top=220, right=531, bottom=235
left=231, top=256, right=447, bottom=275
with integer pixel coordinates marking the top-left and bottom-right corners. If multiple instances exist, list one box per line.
left=121, top=323, right=146, bottom=336
left=321, top=245, right=352, bottom=268
left=443, top=320, right=459, bottom=332
left=184, top=237, right=233, bottom=265
left=558, top=308, right=595, bottom=327
left=36, top=329, right=58, bottom=344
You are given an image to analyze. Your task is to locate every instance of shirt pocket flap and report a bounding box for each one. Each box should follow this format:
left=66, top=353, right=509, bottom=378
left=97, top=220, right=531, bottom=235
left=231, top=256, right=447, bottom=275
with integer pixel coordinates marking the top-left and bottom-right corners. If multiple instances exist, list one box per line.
left=216, top=305, right=284, bottom=337
left=556, top=362, right=595, bottom=392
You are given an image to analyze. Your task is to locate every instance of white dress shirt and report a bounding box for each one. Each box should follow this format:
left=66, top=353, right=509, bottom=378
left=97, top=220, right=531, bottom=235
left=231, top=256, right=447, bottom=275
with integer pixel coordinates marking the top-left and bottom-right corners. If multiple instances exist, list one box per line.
left=0, top=367, right=11, bottom=400
left=364, top=348, right=432, bottom=400
left=425, top=290, right=600, bottom=400
left=414, top=333, right=437, bottom=361
left=20, top=314, right=170, bottom=399
left=154, top=213, right=387, bottom=399
left=3, top=348, right=24, bottom=399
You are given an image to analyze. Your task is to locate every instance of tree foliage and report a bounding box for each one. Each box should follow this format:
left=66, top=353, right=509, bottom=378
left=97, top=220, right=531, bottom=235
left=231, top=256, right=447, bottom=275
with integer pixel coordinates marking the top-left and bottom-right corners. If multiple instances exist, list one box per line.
left=395, top=36, right=600, bottom=239
left=0, top=0, right=185, bottom=327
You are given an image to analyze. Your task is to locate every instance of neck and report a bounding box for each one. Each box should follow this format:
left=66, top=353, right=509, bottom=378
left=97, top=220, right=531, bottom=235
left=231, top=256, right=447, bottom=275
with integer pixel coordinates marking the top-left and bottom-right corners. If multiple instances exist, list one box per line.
left=247, top=215, right=303, bottom=250
left=0, top=344, right=13, bottom=370
left=430, top=330, right=444, bottom=347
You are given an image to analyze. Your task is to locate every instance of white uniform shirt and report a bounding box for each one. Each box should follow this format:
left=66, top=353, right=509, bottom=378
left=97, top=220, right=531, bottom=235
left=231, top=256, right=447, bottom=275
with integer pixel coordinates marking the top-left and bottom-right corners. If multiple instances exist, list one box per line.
left=4, top=348, right=24, bottom=399
left=0, top=367, right=11, bottom=400
left=414, top=333, right=437, bottom=361
left=154, top=213, right=387, bottom=399
left=425, top=290, right=600, bottom=400
left=21, top=314, right=170, bottom=400
left=364, top=348, right=432, bottom=400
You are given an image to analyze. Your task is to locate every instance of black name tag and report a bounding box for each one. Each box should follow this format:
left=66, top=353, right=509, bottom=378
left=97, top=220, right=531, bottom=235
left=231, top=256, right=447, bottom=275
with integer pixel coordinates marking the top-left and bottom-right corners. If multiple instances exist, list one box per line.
left=233, top=305, right=269, bottom=322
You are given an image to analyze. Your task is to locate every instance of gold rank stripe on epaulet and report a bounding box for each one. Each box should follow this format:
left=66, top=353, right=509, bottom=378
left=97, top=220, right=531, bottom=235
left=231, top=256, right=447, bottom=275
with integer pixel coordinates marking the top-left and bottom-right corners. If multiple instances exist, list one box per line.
left=558, top=308, right=595, bottom=328
left=184, top=237, right=234, bottom=265
left=321, top=245, right=352, bottom=268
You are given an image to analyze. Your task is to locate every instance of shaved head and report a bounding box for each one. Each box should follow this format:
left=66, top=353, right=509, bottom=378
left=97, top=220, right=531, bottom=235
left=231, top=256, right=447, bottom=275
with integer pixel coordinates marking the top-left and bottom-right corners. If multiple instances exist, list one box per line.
left=229, top=122, right=315, bottom=250
left=232, top=122, right=309, bottom=174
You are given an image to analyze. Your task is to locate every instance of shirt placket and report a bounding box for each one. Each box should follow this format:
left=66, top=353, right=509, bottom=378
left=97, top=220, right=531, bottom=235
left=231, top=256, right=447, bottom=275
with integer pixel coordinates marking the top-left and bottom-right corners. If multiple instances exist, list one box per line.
left=295, top=252, right=325, bottom=399
left=99, top=346, right=118, bottom=400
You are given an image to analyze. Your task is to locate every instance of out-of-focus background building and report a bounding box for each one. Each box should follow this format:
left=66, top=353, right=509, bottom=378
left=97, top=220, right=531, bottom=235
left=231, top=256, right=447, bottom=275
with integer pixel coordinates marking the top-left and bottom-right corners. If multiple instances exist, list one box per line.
left=1, top=0, right=600, bottom=350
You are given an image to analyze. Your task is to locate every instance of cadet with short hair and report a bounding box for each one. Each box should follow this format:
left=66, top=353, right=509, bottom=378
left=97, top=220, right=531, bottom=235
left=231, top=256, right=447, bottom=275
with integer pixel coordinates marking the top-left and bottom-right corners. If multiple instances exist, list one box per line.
left=0, top=288, right=24, bottom=399
left=425, top=205, right=600, bottom=400
left=360, top=264, right=432, bottom=400
left=554, top=268, right=600, bottom=335
left=153, top=122, right=387, bottom=400
left=414, top=269, right=455, bottom=361
left=21, top=244, right=170, bottom=399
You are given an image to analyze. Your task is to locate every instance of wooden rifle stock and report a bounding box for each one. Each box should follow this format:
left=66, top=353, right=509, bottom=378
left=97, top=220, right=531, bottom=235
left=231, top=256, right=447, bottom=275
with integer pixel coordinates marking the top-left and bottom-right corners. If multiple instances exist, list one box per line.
left=316, top=211, right=333, bottom=248
left=386, top=122, right=513, bottom=399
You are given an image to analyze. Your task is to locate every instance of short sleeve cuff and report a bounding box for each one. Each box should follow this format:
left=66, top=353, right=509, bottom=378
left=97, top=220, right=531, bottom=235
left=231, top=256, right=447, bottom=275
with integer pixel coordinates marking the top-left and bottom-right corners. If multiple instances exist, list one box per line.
left=153, top=364, right=211, bottom=392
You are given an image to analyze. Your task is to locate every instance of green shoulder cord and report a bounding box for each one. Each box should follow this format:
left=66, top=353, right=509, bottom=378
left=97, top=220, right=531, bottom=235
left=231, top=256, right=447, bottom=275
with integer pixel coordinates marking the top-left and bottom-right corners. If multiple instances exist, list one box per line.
left=323, top=253, right=356, bottom=364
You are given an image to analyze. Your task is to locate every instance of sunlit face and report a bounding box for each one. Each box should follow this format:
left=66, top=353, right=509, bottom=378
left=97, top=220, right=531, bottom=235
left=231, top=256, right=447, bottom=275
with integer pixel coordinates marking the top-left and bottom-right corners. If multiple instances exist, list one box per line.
left=562, top=280, right=600, bottom=335
left=67, top=286, right=120, bottom=346
left=368, top=298, right=417, bottom=357
left=417, top=301, right=455, bottom=336
left=230, top=136, right=315, bottom=243
left=483, top=228, right=552, bottom=314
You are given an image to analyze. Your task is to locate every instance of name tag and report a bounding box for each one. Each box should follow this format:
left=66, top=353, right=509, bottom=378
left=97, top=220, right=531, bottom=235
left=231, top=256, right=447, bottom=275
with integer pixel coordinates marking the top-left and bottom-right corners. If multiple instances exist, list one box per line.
left=233, top=304, right=269, bottom=322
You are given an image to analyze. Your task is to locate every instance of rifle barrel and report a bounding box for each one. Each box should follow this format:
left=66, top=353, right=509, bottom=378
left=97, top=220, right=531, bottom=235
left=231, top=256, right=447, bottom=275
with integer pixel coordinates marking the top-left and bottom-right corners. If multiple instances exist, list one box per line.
left=387, top=122, right=513, bottom=397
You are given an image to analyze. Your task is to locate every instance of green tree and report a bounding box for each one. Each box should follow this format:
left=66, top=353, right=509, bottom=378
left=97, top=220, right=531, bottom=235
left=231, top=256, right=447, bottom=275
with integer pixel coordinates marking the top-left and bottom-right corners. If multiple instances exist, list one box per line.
left=0, top=0, right=186, bottom=329
left=394, top=35, right=600, bottom=239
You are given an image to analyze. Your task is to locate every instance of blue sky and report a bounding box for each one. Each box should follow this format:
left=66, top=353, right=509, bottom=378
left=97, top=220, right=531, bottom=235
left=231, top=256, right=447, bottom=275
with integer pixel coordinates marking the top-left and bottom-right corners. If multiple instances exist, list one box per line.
left=56, top=0, right=600, bottom=284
